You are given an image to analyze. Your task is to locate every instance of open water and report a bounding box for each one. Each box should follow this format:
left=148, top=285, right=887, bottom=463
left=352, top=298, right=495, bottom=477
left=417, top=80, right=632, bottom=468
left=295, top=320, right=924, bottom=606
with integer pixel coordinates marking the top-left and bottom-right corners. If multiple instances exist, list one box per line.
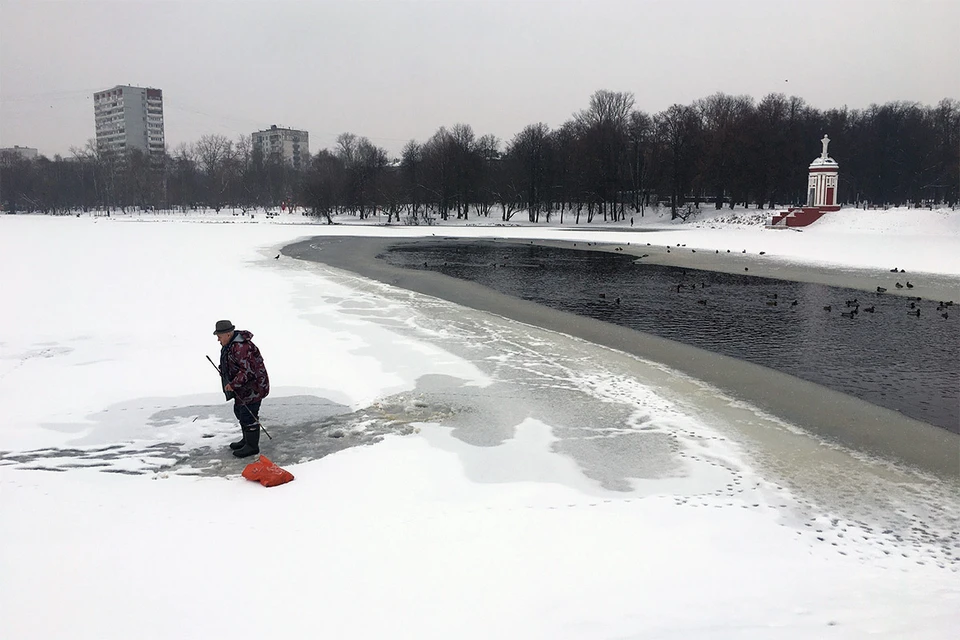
left=382, top=241, right=960, bottom=433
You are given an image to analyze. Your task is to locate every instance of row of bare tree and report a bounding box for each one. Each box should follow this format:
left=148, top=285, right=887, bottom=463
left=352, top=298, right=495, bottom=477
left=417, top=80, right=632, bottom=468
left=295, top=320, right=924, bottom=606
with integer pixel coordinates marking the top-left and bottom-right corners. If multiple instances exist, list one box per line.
left=0, top=133, right=304, bottom=215
left=2, top=91, right=957, bottom=219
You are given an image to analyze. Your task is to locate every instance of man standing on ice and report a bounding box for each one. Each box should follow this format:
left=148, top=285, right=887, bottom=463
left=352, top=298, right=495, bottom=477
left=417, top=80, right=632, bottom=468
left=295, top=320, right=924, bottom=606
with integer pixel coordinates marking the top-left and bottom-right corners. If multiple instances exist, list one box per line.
left=214, top=320, right=270, bottom=458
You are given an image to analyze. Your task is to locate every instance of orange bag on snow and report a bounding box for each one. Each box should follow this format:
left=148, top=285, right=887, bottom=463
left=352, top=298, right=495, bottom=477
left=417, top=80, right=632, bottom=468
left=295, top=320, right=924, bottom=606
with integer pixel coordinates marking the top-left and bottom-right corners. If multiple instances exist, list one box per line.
left=242, top=455, right=294, bottom=487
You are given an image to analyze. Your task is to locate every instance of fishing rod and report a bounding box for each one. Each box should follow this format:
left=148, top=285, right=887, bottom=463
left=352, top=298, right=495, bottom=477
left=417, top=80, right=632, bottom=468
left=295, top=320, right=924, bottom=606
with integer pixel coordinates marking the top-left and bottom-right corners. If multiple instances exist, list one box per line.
left=206, top=354, right=273, bottom=440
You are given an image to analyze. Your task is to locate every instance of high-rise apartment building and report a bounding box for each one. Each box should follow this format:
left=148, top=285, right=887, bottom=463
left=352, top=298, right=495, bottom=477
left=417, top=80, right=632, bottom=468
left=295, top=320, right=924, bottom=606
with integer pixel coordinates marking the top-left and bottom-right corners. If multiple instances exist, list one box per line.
left=252, top=125, right=310, bottom=170
left=93, top=85, right=165, bottom=161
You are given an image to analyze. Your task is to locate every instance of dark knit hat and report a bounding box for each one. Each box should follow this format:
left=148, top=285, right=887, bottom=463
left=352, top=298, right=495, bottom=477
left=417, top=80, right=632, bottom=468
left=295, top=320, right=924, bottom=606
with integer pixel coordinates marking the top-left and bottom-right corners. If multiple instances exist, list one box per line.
left=213, top=320, right=235, bottom=335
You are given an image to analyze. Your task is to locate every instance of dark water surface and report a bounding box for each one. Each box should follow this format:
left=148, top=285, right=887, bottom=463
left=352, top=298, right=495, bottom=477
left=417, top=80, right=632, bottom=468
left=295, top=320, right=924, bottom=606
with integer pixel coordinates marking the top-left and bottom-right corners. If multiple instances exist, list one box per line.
left=381, top=241, right=960, bottom=433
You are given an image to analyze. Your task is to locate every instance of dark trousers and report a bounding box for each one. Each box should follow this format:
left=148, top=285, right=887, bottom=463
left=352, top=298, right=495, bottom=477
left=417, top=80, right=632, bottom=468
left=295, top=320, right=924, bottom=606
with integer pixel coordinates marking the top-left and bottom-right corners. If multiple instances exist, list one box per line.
left=233, top=400, right=262, bottom=428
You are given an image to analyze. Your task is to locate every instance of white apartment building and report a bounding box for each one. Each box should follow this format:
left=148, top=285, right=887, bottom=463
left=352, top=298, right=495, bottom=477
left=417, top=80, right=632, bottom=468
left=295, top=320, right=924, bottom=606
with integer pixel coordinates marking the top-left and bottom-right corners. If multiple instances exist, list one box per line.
left=0, top=146, right=39, bottom=163
left=252, top=125, right=309, bottom=170
left=93, top=85, right=165, bottom=161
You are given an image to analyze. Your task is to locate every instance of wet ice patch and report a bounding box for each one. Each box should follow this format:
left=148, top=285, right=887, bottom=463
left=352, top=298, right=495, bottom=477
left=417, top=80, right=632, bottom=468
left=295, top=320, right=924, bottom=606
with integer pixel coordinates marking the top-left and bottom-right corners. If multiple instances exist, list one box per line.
left=420, top=419, right=603, bottom=491
left=0, top=387, right=456, bottom=477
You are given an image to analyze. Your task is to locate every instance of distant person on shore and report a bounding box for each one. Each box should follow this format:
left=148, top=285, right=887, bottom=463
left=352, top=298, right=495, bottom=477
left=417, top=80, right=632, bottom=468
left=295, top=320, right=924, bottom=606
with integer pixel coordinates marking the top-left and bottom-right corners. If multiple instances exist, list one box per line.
left=214, top=320, right=270, bottom=458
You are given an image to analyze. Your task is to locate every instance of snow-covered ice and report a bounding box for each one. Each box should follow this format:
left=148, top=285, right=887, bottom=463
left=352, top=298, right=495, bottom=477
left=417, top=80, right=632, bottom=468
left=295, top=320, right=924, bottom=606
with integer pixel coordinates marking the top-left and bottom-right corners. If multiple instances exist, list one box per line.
left=1, top=208, right=958, bottom=639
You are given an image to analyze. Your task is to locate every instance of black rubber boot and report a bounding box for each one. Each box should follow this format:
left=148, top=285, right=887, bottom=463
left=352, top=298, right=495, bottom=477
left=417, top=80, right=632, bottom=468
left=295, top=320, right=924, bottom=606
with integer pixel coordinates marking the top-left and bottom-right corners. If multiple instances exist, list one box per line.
left=233, top=426, right=260, bottom=458
left=229, top=433, right=245, bottom=450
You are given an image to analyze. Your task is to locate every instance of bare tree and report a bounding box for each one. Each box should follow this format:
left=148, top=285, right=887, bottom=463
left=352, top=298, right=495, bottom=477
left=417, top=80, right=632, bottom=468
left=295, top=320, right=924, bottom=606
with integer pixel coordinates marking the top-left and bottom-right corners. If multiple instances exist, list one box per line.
left=654, top=104, right=702, bottom=219
left=449, top=123, right=477, bottom=219
left=696, top=93, right=754, bottom=209
left=194, top=134, right=234, bottom=211
left=474, top=133, right=500, bottom=217
left=627, top=111, right=653, bottom=215
left=400, top=140, right=425, bottom=221
left=506, top=123, right=552, bottom=222
left=421, top=127, right=454, bottom=219
left=576, top=90, right=635, bottom=220
left=303, top=149, right=345, bottom=223
left=334, top=133, right=388, bottom=218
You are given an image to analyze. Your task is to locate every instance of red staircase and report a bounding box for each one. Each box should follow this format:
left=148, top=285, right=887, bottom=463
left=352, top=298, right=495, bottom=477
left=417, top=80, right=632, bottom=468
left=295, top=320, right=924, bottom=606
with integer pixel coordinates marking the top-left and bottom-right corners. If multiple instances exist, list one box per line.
left=769, top=206, right=827, bottom=228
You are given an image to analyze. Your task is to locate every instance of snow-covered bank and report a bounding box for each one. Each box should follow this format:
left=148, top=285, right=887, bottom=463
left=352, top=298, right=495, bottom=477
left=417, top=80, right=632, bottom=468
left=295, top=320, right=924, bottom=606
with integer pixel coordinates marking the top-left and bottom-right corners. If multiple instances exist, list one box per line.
left=1, top=214, right=959, bottom=639
left=49, top=204, right=960, bottom=277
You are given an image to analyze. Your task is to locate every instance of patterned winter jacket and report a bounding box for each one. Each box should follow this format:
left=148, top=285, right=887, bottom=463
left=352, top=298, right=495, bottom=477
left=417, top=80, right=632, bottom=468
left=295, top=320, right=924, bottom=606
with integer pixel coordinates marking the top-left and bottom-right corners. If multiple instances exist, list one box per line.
left=220, top=330, right=270, bottom=404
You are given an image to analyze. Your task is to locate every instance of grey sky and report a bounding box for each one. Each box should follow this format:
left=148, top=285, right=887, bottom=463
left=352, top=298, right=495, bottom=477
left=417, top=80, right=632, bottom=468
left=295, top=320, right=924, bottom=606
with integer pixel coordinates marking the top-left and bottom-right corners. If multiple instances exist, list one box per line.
left=1, top=0, right=957, bottom=158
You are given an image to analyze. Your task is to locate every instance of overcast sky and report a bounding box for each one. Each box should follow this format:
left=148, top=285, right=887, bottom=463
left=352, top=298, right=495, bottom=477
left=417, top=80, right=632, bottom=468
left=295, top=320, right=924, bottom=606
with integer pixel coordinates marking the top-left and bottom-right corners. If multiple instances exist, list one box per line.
left=1, top=0, right=957, bottom=158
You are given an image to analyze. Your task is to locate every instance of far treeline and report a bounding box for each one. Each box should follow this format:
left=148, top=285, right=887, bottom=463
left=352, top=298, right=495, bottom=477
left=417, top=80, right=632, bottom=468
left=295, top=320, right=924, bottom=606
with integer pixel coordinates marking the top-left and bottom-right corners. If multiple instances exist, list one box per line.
left=2, top=91, right=958, bottom=222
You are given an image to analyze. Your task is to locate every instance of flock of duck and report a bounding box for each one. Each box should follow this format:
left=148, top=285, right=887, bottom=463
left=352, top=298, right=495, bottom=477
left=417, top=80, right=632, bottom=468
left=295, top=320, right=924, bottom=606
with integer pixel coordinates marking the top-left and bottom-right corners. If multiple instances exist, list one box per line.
left=424, top=240, right=955, bottom=321
left=627, top=250, right=953, bottom=320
